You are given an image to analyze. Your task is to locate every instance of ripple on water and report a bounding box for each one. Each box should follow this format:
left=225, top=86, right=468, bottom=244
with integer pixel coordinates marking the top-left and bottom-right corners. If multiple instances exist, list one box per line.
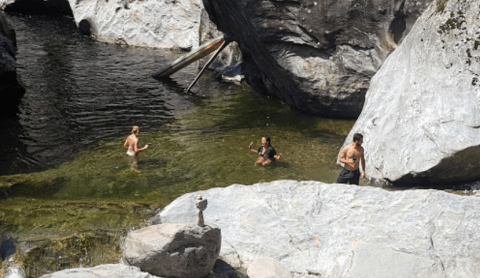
left=0, top=14, right=207, bottom=175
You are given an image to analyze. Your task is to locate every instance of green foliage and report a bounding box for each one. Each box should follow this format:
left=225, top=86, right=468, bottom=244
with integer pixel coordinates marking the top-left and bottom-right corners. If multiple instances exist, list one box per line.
left=436, top=0, right=449, bottom=13
left=438, top=11, right=465, bottom=33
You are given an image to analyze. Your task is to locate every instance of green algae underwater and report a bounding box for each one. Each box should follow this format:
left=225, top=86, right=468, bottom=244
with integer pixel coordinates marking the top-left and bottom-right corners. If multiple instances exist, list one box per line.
left=0, top=83, right=354, bottom=277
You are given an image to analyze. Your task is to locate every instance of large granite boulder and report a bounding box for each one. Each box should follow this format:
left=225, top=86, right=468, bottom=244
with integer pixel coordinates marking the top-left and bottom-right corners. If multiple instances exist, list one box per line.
left=159, top=180, right=480, bottom=278
left=343, top=0, right=480, bottom=185
left=122, top=223, right=221, bottom=278
left=65, top=0, right=204, bottom=49
left=202, top=0, right=432, bottom=117
left=39, top=264, right=160, bottom=278
left=0, top=0, right=213, bottom=50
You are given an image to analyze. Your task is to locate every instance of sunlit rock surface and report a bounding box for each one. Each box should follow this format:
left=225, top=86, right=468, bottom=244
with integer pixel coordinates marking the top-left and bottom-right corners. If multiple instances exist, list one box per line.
left=39, top=264, right=160, bottom=278
left=343, top=0, right=480, bottom=185
left=65, top=0, right=203, bottom=49
left=159, top=180, right=480, bottom=277
left=202, top=0, right=432, bottom=117
left=247, top=257, right=291, bottom=278
left=122, top=223, right=221, bottom=278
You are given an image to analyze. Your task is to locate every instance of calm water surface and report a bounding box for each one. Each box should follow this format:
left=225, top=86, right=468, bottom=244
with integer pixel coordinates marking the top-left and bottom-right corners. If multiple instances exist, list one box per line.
left=0, top=13, right=359, bottom=276
left=1, top=14, right=216, bottom=175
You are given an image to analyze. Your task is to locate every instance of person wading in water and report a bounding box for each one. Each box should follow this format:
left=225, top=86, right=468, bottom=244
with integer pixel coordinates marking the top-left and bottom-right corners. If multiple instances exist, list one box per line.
left=249, top=136, right=282, bottom=166
left=337, top=133, right=365, bottom=185
left=124, top=126, right=148, bottom=169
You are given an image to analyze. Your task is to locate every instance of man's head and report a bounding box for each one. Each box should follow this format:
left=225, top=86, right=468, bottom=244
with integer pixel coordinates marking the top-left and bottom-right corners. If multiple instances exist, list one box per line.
left=353, top=133, right=363, bottom=144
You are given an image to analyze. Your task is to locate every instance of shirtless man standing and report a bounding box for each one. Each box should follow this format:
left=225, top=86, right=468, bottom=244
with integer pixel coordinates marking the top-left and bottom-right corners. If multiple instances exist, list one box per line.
left=124, top=126, right=148, bottom=168
left=336, top=133, right=365, bottom=185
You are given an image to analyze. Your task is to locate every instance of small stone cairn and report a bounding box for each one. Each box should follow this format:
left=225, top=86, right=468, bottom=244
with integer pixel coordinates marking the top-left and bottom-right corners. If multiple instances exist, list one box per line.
left=122, top=195, right=221, bottom=278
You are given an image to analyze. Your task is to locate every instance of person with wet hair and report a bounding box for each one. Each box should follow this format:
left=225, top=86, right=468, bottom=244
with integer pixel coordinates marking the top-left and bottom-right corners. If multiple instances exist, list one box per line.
left=124, top=126, right=148, bottom=168
left=336, top=133, right=365, bottom=185
left=249, top=135, right=282, bottom=166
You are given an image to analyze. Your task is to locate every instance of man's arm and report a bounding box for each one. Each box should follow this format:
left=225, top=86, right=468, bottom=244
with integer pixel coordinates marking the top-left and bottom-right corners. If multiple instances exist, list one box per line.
left=338, top=147, right=349, bottom=164
left=124, top=138, right=129, bottom=148
left=360, top=149, right=366, bottom=178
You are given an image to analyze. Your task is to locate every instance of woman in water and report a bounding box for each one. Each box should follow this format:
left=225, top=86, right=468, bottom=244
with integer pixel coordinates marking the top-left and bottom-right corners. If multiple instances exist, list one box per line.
left=124, top=126, right=148, bottom=168
left=249, top=135, right=282, bottom=166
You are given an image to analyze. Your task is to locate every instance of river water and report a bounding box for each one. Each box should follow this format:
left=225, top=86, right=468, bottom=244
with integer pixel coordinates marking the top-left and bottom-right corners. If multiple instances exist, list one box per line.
left=1, top=14, right=200, bottom=175
left=2, top=11, right=479, bottom=278
left=0, top=13, right=360, bottom=277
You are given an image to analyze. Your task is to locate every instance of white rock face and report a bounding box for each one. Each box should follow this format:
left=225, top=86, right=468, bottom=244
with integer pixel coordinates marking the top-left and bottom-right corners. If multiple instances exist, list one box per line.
left=247, top=257, right=291, bottom=278
left=159, top=180, right=480, bottom=278
left=342, top=0, right=480, bottom=184
left=39, top=264, right=160, bottom=278
left=122, top=223, right=221, bottom=278
left=67, top=0, right=203, bottom=49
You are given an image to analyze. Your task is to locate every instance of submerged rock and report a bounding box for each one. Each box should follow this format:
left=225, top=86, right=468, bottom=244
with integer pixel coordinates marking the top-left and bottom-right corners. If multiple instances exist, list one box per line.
left=5, top=264, right=25, bottom=278
left=159, top=180, right=480, bottom=277
left=202, top=0, right=432, bottom=117
left=122, top=223, right=221, bottom=278
left=343, top=0, right=480, bottom=185
left=38, top=264, right=160, bottom=278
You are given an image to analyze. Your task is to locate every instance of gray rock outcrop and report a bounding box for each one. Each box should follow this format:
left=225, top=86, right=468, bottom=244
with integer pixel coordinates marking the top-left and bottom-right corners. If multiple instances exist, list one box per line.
left=247, top=257, right=291, bottom=278
left=0, top=0, right=213, bottom=50
left=159, top=180, right=480, bottom=278
left=343, top=0, right=480, bottom=185
left=202, top=0, right=433, bottom=117
left=39, top=264, right=160, bottom=278
left=65, top=0, right=204, bottom=49
left=122, top=223, right=221, bottom=278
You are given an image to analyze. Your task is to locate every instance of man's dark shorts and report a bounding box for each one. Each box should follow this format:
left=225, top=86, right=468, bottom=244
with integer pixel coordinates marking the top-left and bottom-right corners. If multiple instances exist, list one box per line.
left=336, top=168, right=360, bottom=185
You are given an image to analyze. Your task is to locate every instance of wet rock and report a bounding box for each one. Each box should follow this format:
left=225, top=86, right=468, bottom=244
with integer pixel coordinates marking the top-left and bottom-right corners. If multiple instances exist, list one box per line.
left=0, top=11, right=24, bottom=113
left=122, top=223, right=221, bottom=278
left=343, top=0, right=480, bottom=185
left=159, top=180, right=480, bottom=277
left=38, top=264, right=160, bottom=278
left=202, top=0, right=432, bottom=117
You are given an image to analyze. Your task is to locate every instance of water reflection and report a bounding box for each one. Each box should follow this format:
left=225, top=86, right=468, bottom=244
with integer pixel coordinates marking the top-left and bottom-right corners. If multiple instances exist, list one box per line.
left=0, top=14, right=207, bottom=175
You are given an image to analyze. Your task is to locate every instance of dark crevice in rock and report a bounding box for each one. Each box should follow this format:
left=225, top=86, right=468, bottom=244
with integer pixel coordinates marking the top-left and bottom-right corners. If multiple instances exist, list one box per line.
left=0, top=13, right=25, bottom=115
left=392, top=146, right=480, bottom=188
left=4, top=0, right=74, bottom=17
left=388, top=4, right=407, bottom=44
left=78, top=19, right=91, bottom=36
